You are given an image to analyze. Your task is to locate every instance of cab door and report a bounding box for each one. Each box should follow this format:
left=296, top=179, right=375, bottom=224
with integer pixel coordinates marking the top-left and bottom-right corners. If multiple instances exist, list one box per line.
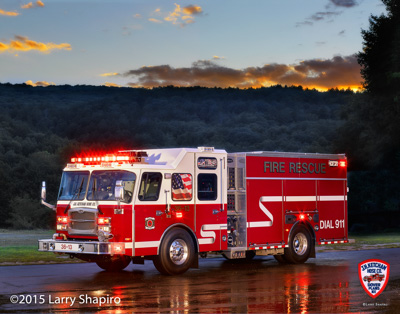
left=195, top=154, right=227, bottom=251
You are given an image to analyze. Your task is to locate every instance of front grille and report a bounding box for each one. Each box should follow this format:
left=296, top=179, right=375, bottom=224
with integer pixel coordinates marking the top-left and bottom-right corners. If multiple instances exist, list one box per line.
left=68, top=208, right=97, bottom=235
left=70, top=211, right=94, bottom=220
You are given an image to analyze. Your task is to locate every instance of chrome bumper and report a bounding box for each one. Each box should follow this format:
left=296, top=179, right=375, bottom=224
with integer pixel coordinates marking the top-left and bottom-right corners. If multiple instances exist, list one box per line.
left=38, top=239, right=126, bottom=255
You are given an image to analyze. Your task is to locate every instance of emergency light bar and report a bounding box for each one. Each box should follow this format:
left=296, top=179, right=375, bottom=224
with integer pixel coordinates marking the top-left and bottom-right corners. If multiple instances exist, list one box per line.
left=70, top=151, right=148, bottom=165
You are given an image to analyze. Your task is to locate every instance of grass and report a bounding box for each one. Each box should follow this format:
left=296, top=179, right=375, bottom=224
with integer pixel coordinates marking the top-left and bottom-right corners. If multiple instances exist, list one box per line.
left=0, top=229, right=399, bottom=265
left=350, top=233, right=400, bottom=244
left=317, top=233, right=400, bottom=252
left=0, top=229, right=84, bottom=265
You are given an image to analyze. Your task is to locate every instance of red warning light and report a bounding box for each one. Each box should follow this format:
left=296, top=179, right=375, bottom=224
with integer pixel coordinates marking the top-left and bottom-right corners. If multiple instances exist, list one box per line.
left=339, top=160, right=347, bottom=168
left=70, top=151, right=148, bottom=165
left=299, top=214, right=305, bottom=220
left=176, top=212, right=183, bottom=218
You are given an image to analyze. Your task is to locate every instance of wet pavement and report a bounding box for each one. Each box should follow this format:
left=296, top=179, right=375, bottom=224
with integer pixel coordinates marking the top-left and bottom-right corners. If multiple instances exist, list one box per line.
left=0, top=248, right=399, bottom=313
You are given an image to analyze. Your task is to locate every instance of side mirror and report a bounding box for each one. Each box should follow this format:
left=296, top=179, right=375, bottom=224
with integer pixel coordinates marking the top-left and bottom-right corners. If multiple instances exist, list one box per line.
left=115, top=180, right=125, bottom=201
left=41, top=181, right=56, bottom=211
left=41, top=181, right=47, bottom=201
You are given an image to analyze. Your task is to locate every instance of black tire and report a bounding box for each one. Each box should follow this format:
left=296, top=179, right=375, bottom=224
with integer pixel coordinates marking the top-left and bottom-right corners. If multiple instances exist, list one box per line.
left=153, top=228, right=195, bottom=275
left=95, top=255, right=131, bottom=271
left=284, top=225, right=312, bottom=264
left=274, top=254, right=288, bottom=264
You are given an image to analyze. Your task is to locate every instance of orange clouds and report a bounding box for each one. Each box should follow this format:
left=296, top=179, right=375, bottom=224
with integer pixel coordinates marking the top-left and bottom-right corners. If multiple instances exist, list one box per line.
left=100, top=72, right=119, bottom=77
left=0, top=36, right=71, bottom=54
left=122, top=55, right=362, bottom=91
left=164, top=3, right=202, bottom=27
left=182, top=5, right=202, bottom=15
left=0, top=8, right=19, bottom=16
left=103, top=82, right=121, bottom=87
left=25, top=80, right=54, bottom=87
left=148, top=3, right=203, bottom=27
left=21, top=1, right=45, bottom=9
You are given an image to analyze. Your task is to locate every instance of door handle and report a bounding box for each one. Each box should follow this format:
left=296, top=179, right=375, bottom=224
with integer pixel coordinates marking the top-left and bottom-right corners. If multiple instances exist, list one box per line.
left=212, top=209, right=219, bottom=215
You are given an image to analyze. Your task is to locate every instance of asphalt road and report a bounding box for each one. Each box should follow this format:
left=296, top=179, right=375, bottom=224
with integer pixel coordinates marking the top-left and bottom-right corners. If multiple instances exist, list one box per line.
left=0, top=248, right=399, bottom=313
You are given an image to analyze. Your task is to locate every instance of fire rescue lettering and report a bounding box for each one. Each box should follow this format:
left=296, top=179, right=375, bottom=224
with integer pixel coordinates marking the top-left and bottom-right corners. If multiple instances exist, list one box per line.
left=264, top=162, right=326, bottom=174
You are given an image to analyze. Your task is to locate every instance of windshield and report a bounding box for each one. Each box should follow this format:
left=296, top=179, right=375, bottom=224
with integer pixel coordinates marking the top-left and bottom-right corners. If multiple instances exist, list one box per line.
left=87, top=170, right=136, bottom=202
left=58, top=171, right=89, bottom=200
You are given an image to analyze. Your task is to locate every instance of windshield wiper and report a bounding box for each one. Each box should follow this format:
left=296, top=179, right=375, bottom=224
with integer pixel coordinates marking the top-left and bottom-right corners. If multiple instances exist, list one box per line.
left=64, top=177, right=85, bottom=214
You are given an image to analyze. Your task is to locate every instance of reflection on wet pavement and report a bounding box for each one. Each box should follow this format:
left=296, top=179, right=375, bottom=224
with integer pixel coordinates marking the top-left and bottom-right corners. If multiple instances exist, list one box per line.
left=0, top=248, right=399, bottom=313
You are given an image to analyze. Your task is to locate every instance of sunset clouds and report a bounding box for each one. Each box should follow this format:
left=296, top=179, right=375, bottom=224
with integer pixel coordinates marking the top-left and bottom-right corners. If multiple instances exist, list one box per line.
left=0, top=36, right=71, bottom=54
left=122, top=55, right=362, bottom=91
left=21, top=1, right=45, bottom=9
left=100, top=72, right=119, bottom=77
left=148, top=3, right=203, bottom=27
left=25, top=80, right=54, bottom=87
left=0, top=1, right=44, bottom=16
left=0, top=8, right=19, bottom=16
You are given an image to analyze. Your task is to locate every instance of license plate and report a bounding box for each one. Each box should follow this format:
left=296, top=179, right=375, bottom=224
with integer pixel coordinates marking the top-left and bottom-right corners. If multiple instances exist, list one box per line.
left=55, top=243, right=80, bottom=252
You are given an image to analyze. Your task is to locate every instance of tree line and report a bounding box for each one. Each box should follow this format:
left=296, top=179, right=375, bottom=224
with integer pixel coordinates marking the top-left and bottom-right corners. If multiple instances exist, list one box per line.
left=0, top=83, right=397, bottom=232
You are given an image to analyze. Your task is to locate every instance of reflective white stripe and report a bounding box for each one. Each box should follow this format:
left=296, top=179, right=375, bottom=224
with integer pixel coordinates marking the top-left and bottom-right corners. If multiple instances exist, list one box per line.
left=259, top=196, right=282, bottom=202
left=247, top=221, right=271, bottom=228
left=135, top=241, right=160, bottom=248
left=125, top=243, right=133, bottom=249
left=320, top=196, right=345, bottom=201
left=198, top=238, right=214, bottom=245
left=259, top=196, right=274, bottom=226
left=199, top=224, right=226, bottom=245
left=318, top=240, right=346, bottom=245
left=245, top=195, right=347, bottom=202
left=251, top=244, right=288, bottom=250
left=286, top=196, right=316, bottom=202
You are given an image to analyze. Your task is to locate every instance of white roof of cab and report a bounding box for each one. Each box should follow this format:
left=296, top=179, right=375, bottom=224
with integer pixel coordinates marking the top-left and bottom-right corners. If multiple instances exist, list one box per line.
left=65, top=147, right=227, bottom=171
left=136, top=147, right=226, bottom=169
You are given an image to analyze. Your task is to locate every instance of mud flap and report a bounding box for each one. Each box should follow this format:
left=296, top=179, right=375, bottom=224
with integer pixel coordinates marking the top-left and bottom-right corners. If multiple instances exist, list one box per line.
left=310, top=242, right=316, bottom=258
left=191, top=255, right=199, bottom=268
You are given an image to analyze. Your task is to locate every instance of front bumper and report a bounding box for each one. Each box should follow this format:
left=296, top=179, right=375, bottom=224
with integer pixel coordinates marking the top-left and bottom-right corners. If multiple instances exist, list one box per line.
left=38, top=239, right=125, bottom=255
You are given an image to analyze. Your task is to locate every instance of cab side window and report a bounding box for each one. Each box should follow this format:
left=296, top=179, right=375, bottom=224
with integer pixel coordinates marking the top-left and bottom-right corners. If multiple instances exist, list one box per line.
left=198, top=173, right=217, bottom=201
left=138, top=172, right=162, bottom=201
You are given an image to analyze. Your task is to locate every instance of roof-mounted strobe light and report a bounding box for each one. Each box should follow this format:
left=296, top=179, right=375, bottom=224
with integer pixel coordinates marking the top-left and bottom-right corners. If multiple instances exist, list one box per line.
left=70, top=151, right=148, bottom=165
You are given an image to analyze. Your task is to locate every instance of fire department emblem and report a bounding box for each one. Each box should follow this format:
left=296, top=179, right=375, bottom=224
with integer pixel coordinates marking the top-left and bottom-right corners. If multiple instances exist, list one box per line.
left=359, top=259, right=390, bottom=298
left=145, top=217, right=155, bottom=230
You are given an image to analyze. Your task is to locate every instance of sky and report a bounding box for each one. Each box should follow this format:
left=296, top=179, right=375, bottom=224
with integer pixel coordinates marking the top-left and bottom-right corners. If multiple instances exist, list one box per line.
left=0, top=0, right=386, bottom=91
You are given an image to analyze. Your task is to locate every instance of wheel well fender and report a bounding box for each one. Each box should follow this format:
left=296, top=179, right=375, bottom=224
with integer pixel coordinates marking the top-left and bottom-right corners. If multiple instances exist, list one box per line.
left=287, top=221, right=316, bottom=258
left=157, top=223, right=199, bottom=255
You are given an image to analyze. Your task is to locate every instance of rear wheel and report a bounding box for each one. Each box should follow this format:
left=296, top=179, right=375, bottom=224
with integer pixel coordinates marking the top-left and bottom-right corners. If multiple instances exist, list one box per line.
left=284, top=225, right=312, bottom=264
left=153, top=228, right=195, bottom=275
left=95, top=255, right=131, bottom=271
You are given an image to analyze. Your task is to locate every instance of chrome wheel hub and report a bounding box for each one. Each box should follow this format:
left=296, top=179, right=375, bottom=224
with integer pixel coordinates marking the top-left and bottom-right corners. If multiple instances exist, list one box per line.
left=293, top=232, right=308, bottom=255
left=169, top=239, right=188, bottom=265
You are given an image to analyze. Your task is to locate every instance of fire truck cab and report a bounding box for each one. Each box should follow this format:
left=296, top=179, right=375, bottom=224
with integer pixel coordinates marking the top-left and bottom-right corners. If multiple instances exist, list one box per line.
left=39, top=147, right=348, bottom=275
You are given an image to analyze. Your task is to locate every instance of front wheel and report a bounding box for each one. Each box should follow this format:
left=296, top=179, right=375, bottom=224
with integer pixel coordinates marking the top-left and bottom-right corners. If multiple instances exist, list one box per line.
left=284, top=225, right=312, bottom=264
left=153, top=228, right=195, bottom=275
left=95, top=255, right=131, bottom=271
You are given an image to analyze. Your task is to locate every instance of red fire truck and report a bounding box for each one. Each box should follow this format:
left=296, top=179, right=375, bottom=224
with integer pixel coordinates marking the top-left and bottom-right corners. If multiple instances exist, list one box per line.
left=39, top=147, right=348, bottom=275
